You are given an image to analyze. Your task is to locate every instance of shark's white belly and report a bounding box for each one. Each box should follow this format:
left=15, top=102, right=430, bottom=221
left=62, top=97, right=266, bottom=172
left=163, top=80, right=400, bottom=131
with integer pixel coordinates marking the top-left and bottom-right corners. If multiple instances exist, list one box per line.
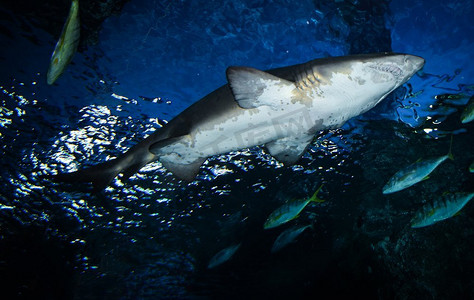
left=159, top=102, right=324, bottom=164
left=157, top=61, right=407, bottom=166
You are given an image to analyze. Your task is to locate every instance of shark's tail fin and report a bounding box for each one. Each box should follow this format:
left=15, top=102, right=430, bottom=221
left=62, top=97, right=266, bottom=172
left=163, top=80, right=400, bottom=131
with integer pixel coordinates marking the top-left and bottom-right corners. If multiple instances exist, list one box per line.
left=48, top=135, right=159, bottom=191
left=51, top=154, right=148, bottom=192
left=51, top=159, right=124, bottom=191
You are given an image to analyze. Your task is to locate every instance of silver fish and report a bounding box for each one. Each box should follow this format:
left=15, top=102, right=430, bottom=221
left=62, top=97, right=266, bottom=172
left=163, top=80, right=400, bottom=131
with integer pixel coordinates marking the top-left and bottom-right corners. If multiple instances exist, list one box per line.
left=47, top=0, right=80, bottom=85
left=264, top=185, right=324, bottom=229
left=208, top=243, right=241, bottom=269
left=461, top=96, right=474, bottom=124
left=411, top=192, right=474, bottom=228
left=271, top=224, right=312, bottom=253
left=382, top=138, right=453, bottom=194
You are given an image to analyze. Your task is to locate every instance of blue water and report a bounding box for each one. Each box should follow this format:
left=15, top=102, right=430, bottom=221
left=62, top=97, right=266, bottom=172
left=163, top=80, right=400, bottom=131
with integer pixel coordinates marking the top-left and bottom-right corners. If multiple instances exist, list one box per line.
left=1, top=0, right=473, bottom=298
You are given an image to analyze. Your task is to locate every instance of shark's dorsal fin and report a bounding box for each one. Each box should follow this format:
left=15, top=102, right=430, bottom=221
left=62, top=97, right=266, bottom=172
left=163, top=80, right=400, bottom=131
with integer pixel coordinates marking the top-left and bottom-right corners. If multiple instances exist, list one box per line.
left=226, top=66, right=297, bottom=109
left=266, top=134, right=314, bottom=165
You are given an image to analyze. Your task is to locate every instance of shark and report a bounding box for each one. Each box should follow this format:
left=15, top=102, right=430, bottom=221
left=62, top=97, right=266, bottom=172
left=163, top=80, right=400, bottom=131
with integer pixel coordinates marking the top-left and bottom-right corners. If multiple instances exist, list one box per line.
left=53, top=53, right=425, bottom=190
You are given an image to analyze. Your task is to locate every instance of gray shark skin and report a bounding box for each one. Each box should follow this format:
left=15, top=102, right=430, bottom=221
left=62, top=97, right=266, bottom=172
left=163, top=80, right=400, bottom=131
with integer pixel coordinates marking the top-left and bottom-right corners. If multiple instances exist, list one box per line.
left=53, top=53, right=425, bottom=190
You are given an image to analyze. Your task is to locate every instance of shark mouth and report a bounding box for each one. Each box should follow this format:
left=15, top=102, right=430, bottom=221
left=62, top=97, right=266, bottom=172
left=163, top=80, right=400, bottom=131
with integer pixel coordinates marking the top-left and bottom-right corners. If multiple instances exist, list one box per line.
left=369, top=63, right=403, bottom=77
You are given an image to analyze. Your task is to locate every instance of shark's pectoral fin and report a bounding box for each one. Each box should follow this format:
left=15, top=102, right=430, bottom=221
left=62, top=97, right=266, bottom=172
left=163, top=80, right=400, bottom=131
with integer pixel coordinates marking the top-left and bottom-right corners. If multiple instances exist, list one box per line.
left=161, top=158, right=206, bottom=182
left=226, top=66, right=298, bottom=109
left=266, top=134, right=314, bottom=165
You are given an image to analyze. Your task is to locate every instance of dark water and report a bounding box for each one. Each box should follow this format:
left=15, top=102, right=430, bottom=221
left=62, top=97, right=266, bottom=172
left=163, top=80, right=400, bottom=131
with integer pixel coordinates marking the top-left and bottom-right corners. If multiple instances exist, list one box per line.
left=1, top=0, right=473, bottom=299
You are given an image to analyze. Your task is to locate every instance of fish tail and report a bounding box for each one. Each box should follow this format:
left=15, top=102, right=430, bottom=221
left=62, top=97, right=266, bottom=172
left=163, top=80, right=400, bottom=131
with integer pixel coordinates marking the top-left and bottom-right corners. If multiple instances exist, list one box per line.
left=50, top=153, right=146, bottom=191
left=309, top=184, right=324, bottom=203
left=447, top=134, right=454, bottom=161
left=50, top=158, right=123, bottom=191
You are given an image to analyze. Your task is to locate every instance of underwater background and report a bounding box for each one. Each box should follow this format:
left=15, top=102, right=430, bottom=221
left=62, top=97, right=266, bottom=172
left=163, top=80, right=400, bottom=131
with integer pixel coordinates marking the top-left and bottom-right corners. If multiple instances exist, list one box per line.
left=0, top=0, right=473, bottom=298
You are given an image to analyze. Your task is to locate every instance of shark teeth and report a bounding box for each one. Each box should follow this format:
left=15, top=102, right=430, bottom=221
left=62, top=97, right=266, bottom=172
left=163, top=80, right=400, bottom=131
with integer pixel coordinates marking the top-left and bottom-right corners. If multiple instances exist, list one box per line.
left=370, top=63, right=403, bottom=77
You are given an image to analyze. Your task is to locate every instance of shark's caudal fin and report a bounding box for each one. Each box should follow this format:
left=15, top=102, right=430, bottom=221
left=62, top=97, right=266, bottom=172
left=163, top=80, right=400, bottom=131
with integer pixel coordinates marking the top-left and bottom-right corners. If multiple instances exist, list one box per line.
left=54, top=131, right=207, bottom=190
left=52, top=158, right=132, bottom=191
left=52, top=159, right=121, bottom=191
left=51, top=156, right=146, bottom=192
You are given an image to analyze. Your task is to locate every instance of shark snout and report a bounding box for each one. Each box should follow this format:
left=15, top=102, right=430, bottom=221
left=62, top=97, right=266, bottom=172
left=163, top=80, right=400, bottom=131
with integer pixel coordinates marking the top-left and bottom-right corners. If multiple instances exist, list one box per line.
left=404, top=54, right=425, bottom=72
